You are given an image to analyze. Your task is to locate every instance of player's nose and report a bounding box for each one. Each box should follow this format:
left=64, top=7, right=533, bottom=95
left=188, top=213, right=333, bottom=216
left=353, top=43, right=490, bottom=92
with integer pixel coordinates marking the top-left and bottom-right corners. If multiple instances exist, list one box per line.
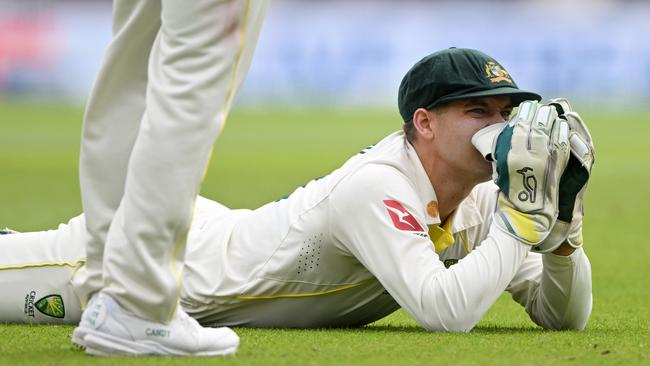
left=486, top=113, right=507, bottom=126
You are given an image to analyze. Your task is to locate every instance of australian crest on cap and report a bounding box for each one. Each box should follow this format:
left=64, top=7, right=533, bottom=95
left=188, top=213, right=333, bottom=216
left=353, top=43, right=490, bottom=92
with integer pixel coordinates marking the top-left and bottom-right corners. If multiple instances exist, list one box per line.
left=485, top=61, right=513, bottom=84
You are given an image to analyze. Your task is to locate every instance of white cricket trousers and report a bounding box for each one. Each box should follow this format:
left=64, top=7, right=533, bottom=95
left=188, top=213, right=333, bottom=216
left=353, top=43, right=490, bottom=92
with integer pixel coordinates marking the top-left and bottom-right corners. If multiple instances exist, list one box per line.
left=77, top=0, right=268, bottom=323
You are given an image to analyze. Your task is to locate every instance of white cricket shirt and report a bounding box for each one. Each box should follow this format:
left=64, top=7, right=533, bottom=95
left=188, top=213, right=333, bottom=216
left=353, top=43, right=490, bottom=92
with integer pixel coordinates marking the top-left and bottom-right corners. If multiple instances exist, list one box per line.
left=181, top=131, right=592, bottom=331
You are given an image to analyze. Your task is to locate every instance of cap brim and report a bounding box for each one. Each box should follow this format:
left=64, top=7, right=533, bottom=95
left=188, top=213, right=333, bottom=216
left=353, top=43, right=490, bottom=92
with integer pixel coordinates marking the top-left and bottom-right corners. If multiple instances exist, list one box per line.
left=433, top=87, right=542, bottom=108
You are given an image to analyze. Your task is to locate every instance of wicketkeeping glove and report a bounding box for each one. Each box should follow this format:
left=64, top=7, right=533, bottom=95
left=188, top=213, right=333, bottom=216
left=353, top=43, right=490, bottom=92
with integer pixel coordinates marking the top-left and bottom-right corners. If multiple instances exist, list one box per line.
left=531, top=98, right=595, bottom=252
left=491, top=101, right=571, bottom=246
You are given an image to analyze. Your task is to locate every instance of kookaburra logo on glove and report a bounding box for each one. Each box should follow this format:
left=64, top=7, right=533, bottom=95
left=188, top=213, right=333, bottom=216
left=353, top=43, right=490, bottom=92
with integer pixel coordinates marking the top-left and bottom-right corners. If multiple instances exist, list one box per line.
left=516, top=167, right=537, bottom=203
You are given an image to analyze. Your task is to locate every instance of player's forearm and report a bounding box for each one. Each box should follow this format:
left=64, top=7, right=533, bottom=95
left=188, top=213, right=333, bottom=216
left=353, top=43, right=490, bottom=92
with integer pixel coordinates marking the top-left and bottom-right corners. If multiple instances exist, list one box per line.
left=528, top=248, right=592, bottom=330
left=413, top=227, right=529, bottom=332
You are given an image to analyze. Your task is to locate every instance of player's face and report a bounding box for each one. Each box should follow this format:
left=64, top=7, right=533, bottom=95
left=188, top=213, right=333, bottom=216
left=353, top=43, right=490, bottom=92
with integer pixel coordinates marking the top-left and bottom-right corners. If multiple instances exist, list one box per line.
left=431, top=96, right=513, bottom=181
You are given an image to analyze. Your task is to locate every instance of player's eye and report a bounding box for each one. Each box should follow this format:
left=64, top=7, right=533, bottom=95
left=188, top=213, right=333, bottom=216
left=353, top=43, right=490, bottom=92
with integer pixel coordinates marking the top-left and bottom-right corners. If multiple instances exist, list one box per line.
left=468, top=108, right=485, bottom=115
left=501, top=110, right=513, bottom=119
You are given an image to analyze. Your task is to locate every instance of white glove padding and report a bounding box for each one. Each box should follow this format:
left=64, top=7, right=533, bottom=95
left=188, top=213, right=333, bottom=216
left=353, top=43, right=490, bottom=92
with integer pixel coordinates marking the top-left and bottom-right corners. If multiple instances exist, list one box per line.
left=491, top=100, right=571, bottom=246
left=472, top=122, right=506, bottom=163
left=532, top=98, right=595, bottom=252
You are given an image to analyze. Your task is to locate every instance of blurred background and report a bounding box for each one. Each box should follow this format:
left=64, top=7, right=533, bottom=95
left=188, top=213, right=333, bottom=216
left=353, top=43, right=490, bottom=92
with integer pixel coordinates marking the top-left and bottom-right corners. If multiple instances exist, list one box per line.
left=2, top=0, right=650, bottom=106
left=2, top=0, right=650, bottom=224
left=1, top=0, right=649, bottom=222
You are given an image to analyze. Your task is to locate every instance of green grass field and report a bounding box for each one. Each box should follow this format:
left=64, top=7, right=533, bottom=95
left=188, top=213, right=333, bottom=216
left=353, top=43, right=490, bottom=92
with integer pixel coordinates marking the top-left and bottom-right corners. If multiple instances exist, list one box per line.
left=0, top=101, right=648, bottom=365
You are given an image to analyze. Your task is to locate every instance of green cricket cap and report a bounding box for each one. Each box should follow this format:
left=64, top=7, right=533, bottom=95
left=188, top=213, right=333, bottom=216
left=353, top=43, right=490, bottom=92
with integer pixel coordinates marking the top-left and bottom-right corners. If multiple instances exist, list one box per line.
left=398, top=48, right=541, bottom=122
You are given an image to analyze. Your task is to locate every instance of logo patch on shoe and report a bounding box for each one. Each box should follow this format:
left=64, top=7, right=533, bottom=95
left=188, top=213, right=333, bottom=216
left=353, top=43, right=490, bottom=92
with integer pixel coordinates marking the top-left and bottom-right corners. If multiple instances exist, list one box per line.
left=35, top=294, right=65, bottom=318
left=88, top=300, right=106, bottom=328
left=383, top=200, right=424, bottom=232
left=146, top=328, right=171, bottom=338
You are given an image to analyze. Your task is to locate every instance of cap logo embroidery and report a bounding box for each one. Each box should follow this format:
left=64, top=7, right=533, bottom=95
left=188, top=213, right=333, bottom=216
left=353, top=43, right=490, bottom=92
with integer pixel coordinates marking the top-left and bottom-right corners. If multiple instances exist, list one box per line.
left=485, top=61, right=513, bottom=84
left=383, top=200, right=425, bottom=232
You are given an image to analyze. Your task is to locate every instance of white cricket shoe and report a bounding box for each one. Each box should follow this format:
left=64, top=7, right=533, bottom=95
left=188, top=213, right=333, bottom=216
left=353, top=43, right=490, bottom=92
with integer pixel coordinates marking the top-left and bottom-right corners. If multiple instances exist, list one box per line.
left=74, top=293, right=239, bottom=356
left=71, top=293, right=98, bottom=351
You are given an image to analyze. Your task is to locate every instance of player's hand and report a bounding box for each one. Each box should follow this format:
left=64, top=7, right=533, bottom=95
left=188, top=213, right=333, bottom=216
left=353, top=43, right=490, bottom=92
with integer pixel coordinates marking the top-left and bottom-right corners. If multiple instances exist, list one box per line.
left=532, top=98, right=595, bottom=252
left=491, top=100, right=571, bottom=246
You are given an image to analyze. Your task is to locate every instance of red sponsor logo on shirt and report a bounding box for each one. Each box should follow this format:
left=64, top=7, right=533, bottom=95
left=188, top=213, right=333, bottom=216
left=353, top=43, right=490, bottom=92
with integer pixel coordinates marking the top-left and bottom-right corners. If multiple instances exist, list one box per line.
left=383, top=200, right=424, bottom=232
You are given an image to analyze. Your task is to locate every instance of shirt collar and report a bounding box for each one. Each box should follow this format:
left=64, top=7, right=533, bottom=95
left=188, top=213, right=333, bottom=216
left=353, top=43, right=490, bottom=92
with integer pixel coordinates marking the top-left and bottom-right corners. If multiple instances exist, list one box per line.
left=450, top=191, right=484, bottom=234
left=403, top=138, right=441, bottom=226
left=403, top=135, right=484, bottom=231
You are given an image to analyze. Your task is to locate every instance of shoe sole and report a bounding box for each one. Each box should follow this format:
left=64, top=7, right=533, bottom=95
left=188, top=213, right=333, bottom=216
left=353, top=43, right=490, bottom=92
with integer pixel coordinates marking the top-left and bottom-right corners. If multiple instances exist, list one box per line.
left=70, top=328, right=87, bottom=351
left=83, top=330, right=238, bottom=356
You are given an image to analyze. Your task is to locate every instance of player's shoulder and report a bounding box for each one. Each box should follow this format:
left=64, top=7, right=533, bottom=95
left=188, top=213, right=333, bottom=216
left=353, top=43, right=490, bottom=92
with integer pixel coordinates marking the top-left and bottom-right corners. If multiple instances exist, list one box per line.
left=331, top=162, right=418, bottom=207
left=339, top=162, right=412, bottom=192
left=345, top=132, right=414, bottom=181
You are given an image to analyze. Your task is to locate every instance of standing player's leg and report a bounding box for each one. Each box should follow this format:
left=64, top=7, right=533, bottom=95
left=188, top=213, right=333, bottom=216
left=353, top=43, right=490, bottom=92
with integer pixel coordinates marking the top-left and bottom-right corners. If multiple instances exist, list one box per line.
left=0, top=216, right=87, bottom=324
left=79, top=0, right=268, bottom=356
left=77, top=0, right=161, bottom=306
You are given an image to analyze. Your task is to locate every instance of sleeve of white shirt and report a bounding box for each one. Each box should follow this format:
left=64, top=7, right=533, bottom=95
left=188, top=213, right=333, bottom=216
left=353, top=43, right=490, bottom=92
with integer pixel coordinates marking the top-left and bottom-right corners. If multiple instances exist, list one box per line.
left=506, top=249, right=593, bottom=330
left=471, top=181, right=594, bottom=330
left=330, top=164, right=530, bottom=332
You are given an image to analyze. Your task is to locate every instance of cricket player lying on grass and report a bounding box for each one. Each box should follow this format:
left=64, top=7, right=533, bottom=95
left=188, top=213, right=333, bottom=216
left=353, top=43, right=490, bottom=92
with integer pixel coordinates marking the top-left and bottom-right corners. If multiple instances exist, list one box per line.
left=0, top=48, right=595, bottom=332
